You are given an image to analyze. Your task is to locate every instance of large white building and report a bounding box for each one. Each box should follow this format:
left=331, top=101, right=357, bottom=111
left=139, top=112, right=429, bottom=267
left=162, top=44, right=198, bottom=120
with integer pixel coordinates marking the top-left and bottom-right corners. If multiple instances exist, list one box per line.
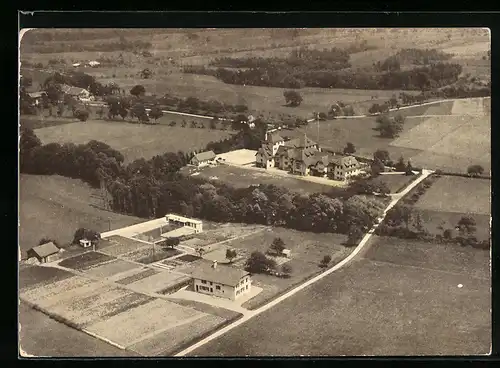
left=191, top=261, right=252, bottom=301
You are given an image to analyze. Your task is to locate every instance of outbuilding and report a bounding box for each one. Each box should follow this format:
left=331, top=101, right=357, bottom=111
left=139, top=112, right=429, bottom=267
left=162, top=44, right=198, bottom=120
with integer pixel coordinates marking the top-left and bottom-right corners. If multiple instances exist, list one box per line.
left=27, top=242, right=60, bottom=263
left=190, top=151, right=217, bottom=167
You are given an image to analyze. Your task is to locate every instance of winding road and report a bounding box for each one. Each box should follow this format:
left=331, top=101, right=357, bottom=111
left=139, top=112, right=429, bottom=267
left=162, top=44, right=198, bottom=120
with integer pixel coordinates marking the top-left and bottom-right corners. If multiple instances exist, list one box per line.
left=174, top=169, right=434, bottom=357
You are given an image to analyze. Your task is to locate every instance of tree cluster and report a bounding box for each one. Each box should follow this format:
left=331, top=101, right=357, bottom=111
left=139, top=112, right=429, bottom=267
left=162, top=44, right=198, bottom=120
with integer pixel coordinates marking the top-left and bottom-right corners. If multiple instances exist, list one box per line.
left=375, top=114, right=405, bottom=138
left=184, top=62, right=463, bottom=91
left=374, top=48, right=454, bottom=72
left=21, top=128, right=386, bottom=236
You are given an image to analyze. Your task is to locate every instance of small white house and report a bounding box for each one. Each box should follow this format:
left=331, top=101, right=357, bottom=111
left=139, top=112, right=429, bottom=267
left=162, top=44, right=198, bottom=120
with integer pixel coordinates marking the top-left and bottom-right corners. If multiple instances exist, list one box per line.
left=191, top=261, right=252, bottom=301
left=282, top=249, right=292, bottom=258
left=79, top=239, right=92, bottom=248
left=190, top=151, right=217, bottom=167
left=88, top=60, right=101, bottom=67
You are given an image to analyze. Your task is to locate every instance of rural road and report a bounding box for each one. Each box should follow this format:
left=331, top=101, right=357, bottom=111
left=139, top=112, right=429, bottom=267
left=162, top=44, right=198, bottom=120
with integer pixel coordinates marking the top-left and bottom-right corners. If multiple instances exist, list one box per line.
left=306, top=96, right=491, bottom=122
left=174, top=169, right=434, bottom=357
left=88, top=96, right=490, bottom=124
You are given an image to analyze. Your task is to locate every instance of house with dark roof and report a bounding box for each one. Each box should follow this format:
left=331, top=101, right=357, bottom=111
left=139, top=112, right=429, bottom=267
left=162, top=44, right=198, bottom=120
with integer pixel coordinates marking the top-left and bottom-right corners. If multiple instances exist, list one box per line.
left=190, top=150, right=217, bottom=167
left=27, top=242, right=60, bottom=263
left=274, top=134, right=321, bottom=175
left=328, top=155, right=361, bottom=181
left=191, top=261, right=252, bottom=300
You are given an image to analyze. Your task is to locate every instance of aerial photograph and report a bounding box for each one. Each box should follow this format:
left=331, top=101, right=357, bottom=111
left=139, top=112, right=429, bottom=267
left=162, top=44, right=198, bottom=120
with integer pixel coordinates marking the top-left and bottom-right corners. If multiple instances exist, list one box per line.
left=18, top=27, right=491, bottom=357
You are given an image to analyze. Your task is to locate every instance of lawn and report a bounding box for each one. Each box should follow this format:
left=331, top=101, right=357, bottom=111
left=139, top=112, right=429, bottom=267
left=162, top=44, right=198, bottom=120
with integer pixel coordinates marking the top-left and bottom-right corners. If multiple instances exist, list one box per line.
left=19, top=174, right=144, bottom=256
left=20, top=116, right=80, bottom=130
left=84, top=259, right=141, bottom=279
left=209, top=226, right=350, bottom=310
left=34, top=120, right=234, bottom=163
left=415, top=176, right=490, bottom=215
left=19, top=265, right=74, bottom=291
left=183, top=165, right=336, bottom=195
left=190, top=235, right=490, bottom=356
left=369, top=174, right=415, bottom=193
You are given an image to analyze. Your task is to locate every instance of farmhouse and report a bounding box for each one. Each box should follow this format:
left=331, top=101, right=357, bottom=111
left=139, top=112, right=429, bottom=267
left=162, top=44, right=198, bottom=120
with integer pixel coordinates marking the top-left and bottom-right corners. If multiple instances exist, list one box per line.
left=165, top=213, right=203, bottom=233
left=60, top=84, right=93, bottom=101
left=191, top=151, right=217, bottom=167
left=27, top=242, right=60, bottom=264
left=191, top=261, right=252, bottom=301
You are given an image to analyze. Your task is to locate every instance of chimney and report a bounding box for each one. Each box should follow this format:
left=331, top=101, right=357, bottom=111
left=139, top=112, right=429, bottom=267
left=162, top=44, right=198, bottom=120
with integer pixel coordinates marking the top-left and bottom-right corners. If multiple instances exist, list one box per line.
left=212, top=260, right=217, bottom=269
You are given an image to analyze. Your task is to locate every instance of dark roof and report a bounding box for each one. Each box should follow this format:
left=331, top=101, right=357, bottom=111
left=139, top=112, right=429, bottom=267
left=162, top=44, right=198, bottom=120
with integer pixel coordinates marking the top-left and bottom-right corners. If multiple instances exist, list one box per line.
left=329, top=155, right=359, bottom=168
left=29, top=242, right=59, bottom=258
left=256, top=143, right=273, bottom=158
left=191, top=263, right=249, bottom=287
left=192, top=151, right=216, bottom=162
left=266, top=132, right=284, bottom=144
left=285, top=134, right=317, bottom=149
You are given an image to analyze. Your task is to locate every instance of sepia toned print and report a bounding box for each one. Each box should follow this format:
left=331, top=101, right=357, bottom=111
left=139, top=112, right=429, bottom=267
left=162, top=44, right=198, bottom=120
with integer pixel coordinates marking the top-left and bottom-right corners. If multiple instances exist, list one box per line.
left=18, top=28, right=490, bottom=357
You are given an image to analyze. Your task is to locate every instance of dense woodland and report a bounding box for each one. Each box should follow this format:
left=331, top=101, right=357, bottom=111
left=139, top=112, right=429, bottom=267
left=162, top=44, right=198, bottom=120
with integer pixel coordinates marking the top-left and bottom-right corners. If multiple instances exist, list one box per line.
left=20, top=127, right=385, bottom=240
left=183, top=47, right=467, bottom=91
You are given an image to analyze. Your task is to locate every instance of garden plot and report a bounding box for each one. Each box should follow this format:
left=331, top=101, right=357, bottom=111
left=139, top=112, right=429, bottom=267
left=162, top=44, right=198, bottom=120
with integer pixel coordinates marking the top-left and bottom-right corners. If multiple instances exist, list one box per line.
left=30, top=279, right=108, bottom=310
left=68, top=292, right=155, bottom=328
left=58, top=251, right=115, bottom=271
left=122, top=247, right=181, bottom=264
left=98, top=235, right=150, bottom=257
left=115, top=268, right=159, bottom=285
left=390, top=115, right=472, bottom=151
left=20, top=274, right=93, bottom=305
left=129, top=314, right=225, bottom=356
left=181, top=238, right=206, bottom=248
left=127, top=270, right=190, bottom=293
left=85, top=298, right=203, bottom=348
left=48, top=285, right=132, bottom=325
left=84, top=259, right=141, bottom=279
left=19, top=265, right=74, bottom=291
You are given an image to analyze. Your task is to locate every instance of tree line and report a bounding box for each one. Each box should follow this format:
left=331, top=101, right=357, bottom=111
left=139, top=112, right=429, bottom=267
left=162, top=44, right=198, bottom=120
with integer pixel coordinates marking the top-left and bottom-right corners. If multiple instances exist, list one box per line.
left=374, top=48, right=454, bottom=72
left=183, top=60, right=464, bottom=91
left=20, top=127, right=386, bottom=239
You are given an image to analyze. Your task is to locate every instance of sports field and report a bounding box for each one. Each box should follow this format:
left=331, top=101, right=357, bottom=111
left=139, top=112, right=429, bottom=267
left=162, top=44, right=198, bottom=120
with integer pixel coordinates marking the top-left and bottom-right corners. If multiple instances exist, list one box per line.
left=190, top=235, right=490, bottom=356
left=19, top=174, right=144, bottom=256
left=34, top=120, right=234, bottom=163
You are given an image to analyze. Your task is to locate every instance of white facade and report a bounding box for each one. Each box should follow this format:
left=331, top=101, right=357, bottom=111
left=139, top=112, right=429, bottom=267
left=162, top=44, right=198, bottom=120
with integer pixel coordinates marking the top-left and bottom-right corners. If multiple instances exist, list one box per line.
left=193, top=274, right=252, bottom=301
left=165, top=213, right=203, bottom=233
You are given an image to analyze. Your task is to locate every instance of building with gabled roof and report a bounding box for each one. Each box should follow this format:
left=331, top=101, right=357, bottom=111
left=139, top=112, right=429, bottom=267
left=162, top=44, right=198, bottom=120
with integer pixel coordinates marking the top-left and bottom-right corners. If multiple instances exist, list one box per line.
left=60, top=84, right=93, bottom=101
left=191, top=261, right=252, bottom=300
left=190, top=150, right=217, bottom=167
left=27, top=242, right=60, bottom=263
left=328, top=155, right=361, bottom=181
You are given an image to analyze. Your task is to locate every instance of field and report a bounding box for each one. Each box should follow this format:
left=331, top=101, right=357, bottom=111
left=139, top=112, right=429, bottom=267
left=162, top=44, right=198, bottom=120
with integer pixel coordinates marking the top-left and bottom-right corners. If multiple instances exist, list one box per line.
left=369, top=174, right=416, bottom=193
left=19, top=174, right=144, bottom=256
left=190, top=235, right=490, bottom=356
left=389, top=98, right=490, bottom=173
left=20, top=116, right=80, bottom=130
left=34, top=120, right=234, bottom=163
left=415, top=176, right=490, bottom=215
left=182, top=165, right=336, bottom=195
left=410, top=176, right=491, bottom=241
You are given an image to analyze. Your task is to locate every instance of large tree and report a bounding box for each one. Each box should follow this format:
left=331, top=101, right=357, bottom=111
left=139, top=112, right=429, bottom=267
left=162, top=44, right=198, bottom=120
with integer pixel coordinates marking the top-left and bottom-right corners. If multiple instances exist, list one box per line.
left=467, top=164, right=484, bottom=177
left=225, top=248, right=238, bottom=263
left=375, top=114, right=404, bottom=138
left=148, top=106, right=164, bottom=123
left=130, top=84, right=146, bottom=97
left=245, top=251, right=276, bottom=274
left=343, top=142, right=356, bottom=155
left=283, top=90, right=303, bottom=107
left=269, top=237, right=286, bottom=255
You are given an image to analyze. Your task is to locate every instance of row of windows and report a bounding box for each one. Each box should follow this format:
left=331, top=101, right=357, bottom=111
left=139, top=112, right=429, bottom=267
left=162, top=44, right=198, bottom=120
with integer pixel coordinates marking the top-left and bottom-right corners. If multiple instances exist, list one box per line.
left=236, top=284, right=249, bottom=295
